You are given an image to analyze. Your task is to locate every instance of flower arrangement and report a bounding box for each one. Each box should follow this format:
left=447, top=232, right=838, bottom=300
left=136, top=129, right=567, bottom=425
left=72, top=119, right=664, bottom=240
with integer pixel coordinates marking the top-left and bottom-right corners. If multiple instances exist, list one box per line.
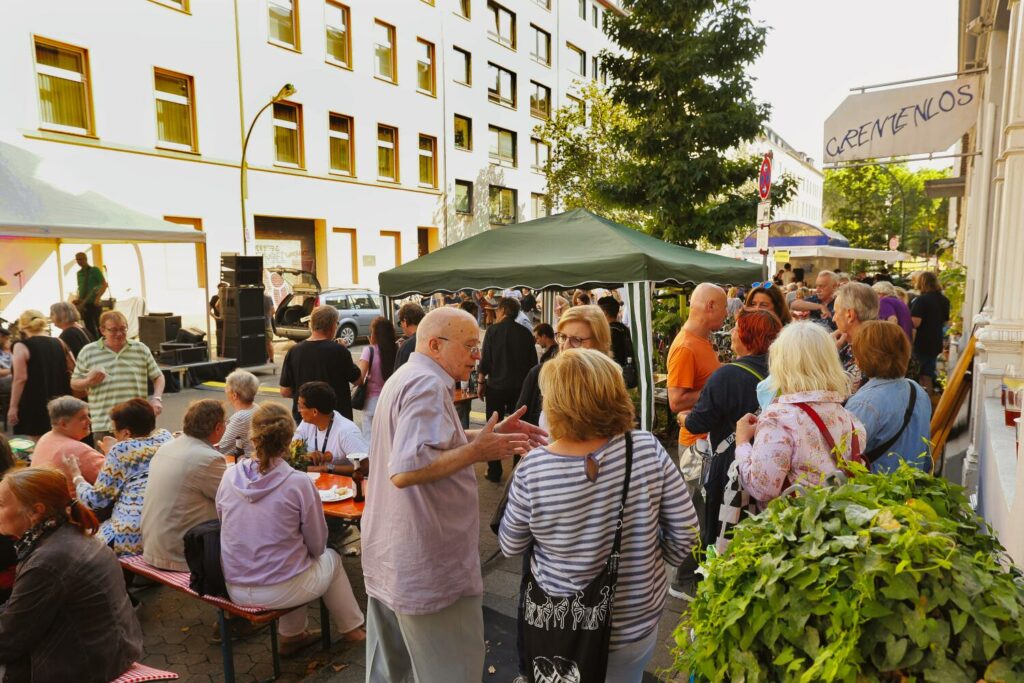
left=287, top=438, right=311, bottom=471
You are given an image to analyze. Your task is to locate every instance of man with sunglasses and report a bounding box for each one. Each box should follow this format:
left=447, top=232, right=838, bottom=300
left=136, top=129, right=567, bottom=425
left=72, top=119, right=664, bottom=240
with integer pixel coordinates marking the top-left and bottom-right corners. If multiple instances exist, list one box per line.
left=791, top=270, right=839, bottom=329
left=478, top=298, right=537, bottom=482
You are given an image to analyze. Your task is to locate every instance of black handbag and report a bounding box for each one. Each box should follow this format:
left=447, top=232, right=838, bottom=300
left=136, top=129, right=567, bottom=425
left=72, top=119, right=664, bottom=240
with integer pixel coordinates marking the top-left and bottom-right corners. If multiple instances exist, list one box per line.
left=351, top=346, right=373, bottom=410
left=183, top=519, right=229, bottom=598
left=519, top=431, right=633, bottom=683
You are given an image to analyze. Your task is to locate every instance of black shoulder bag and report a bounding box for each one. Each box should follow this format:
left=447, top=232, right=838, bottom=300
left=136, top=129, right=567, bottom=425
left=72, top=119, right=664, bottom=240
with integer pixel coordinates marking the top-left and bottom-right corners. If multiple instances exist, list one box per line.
left=520, top=431, right=633, bottom=683
left=351, top=346, right=373, bottom=410
left=184, top=519, right=229, bottom=598
left=861, top=381, right=917, bottom=466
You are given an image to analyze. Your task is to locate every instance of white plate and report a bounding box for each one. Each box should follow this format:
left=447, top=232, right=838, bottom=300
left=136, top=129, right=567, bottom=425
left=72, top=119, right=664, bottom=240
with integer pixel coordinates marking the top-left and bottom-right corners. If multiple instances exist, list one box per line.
left=306, top=472, right=321, bottom=482
left=318, top=487, right=353, bottom=503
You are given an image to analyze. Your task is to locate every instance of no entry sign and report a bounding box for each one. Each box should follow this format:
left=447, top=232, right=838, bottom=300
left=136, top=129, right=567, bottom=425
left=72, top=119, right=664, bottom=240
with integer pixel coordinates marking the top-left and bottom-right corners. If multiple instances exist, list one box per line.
left=758, top=153, right=773, bottom=200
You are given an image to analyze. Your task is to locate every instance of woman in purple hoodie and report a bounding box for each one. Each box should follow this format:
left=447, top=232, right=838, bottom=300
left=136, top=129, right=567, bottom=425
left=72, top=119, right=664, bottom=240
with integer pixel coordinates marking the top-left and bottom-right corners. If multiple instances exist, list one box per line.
left=217, top=402, right=365, bottom=655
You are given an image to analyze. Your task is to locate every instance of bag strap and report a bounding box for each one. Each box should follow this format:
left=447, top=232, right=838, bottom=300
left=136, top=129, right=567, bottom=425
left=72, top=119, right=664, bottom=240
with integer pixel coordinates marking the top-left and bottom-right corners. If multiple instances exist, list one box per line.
left=861, top=382, right=917, bottom=464
left=794, top=402, right=862, bottom=465
left=610, top=431, right=634, bottom=558
left=730, top=361, right=765, bottom=382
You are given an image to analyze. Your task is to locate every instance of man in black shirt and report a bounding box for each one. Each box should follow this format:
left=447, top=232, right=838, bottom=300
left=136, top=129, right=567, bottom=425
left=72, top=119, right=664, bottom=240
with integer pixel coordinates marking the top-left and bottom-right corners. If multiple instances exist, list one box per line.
left=910, top=271, right=951, bottom=393
left=597, top=296, right=636, bottom=371
left=479, top=297, right=537, bottom=482
left=393, top=302, right=426, bottom=371
left=520, top=289, right=538, bottom=321
left=279, top=305, right=360, bottom=421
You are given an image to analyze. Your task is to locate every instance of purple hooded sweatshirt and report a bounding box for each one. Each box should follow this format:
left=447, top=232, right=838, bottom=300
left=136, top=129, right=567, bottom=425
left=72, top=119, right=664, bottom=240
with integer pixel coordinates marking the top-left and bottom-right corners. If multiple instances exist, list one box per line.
left=216, top=457, right=327, bottom=586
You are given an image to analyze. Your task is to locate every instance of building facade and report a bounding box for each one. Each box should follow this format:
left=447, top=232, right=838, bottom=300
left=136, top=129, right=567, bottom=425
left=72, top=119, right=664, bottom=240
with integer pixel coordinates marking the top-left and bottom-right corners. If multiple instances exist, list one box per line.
left=755, top=126, right=823, bottom=226
left=0, top=0, right=620, bottom=325
left=954, top=0, right=1024, bottom=563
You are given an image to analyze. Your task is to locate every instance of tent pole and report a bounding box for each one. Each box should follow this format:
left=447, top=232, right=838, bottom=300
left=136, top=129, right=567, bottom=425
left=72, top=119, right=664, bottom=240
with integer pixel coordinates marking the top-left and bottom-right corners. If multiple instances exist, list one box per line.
left=626, top=282, right=654, bottom=432
left=202, top=240, right=212, bottom=352
left=56, top=239, right=65, bottom=303
left=541, top=289, right=555, bottom=326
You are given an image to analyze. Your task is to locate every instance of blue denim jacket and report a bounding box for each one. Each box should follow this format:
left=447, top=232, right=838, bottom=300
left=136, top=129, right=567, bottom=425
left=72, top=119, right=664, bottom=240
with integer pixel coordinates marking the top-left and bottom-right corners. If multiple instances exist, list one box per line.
left=846, top=377, right=932, bottom=473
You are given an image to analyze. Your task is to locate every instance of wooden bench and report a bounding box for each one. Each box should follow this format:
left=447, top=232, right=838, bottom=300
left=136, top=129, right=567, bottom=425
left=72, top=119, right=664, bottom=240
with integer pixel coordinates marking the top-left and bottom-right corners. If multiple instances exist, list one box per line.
left=119, top=555, right=330, bottom=683
left=111, top=662, right=179, bottom=682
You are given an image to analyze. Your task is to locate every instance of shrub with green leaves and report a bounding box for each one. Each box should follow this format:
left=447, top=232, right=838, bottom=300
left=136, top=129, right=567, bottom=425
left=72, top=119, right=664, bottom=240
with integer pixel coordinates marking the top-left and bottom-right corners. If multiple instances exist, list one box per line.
left=671, top=465, right=1024, bottom=681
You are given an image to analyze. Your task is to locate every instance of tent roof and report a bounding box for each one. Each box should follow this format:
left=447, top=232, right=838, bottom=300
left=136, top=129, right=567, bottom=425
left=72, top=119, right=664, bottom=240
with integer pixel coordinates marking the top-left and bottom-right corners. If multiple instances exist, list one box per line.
left=378, top=208, right=762, bottom=296
left=0, top=141, right=205, bottom=244
left=742, top=220, right=849, bottom=248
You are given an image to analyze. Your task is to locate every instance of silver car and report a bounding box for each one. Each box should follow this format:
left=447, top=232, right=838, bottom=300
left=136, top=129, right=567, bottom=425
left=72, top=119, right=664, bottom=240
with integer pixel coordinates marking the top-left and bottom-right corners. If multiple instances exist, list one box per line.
left=270, top=267, right=386, bottom=346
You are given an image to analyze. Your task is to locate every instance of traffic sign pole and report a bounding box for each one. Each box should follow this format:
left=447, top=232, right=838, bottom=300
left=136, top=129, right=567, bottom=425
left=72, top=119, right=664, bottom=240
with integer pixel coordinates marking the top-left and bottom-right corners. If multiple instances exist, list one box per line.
left=757, top=152, right=773, bottom=281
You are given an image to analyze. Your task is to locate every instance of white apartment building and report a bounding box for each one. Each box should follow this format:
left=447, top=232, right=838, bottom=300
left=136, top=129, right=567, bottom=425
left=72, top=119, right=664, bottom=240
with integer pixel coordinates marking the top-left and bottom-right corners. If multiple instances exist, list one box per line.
left=755, top=126, right=824, bottom=226
left=0, top=0, right=620, bottom=326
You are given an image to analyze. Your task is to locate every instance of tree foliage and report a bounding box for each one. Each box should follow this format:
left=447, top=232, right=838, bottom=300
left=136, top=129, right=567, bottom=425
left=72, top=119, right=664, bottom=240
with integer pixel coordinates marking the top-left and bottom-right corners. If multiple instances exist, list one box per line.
left=597, top=0, right=785, bottom=246
left=823, top=164, right=951, bottom=256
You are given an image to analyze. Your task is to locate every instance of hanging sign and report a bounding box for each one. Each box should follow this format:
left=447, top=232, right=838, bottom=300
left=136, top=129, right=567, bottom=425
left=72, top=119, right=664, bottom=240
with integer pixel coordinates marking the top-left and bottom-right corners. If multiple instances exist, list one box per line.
left=824, top=76, right=981, bottom=164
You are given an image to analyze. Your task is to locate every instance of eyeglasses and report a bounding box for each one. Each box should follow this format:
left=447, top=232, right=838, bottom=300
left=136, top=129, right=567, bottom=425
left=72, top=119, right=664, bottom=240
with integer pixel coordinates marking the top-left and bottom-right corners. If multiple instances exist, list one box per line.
left=555, top=332, right=592, bottom=348
left=751, top=282, right=774, bottom=290
left=102, top=327, right=128, bottom=334
left=436, top=336, right=481, bottom=355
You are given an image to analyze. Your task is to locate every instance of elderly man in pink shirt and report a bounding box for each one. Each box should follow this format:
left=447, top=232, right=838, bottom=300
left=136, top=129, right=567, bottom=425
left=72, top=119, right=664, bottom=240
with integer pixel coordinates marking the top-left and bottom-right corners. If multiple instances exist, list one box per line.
left=31, top=396, right=104, bottom=483
left=361, top=307, right=546, bottom=682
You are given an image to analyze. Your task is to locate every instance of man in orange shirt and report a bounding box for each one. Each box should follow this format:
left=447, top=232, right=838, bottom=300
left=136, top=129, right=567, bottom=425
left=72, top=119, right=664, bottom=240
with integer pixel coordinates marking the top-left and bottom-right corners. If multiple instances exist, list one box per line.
left=666, top=283, right=727, bottom=600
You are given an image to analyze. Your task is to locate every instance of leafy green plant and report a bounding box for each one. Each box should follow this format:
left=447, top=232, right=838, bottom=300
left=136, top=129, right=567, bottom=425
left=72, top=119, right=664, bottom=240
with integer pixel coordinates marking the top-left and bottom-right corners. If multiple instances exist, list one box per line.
left=671, top=465, right=1024, bottom=681
left=938, top=265, right=967, bottom=335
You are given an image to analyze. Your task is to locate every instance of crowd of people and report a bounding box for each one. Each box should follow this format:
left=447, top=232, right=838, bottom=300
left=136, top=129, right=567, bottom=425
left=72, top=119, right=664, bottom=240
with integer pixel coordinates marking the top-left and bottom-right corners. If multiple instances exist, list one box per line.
left=0, top=266, right=951, bottom=682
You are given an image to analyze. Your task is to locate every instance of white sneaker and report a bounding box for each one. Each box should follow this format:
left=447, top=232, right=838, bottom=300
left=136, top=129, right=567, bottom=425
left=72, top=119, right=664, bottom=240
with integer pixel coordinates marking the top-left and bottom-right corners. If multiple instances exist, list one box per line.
left=669, top=577, right=696, bottom=601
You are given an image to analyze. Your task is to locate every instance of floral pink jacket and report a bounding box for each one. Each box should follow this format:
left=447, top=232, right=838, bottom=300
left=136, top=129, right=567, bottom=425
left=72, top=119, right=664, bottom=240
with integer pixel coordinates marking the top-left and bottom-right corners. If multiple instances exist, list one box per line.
left=735, top=390, right=867, bottom=503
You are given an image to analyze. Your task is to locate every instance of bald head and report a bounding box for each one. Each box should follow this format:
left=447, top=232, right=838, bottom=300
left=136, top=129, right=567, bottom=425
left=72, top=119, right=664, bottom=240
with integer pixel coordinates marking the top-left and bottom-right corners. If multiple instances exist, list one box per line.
left=416, top=308, right=478, bottom=350
left=691, top=283, right=727, bottom=308
left=685, top=282, right=728, bottom=334
left=415, top=307, right=481, bottom=381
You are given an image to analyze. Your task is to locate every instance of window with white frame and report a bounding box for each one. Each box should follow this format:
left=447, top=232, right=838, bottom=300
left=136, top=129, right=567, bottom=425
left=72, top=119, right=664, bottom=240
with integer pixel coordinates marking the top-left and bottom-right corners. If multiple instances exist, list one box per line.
left=153, top=69, right=196, bottom=151
left=374, top=20, right=397, bottom=82
left=268, top=0, right=299, bottom=49
left=488, top=63, right=516, bottom=108
left=418, top=134, right=437, bottom=187
left=487, top=2, right=516, bottom=49
left=33, top=39, right=93, bottom=135
left=567, top=43, right=586, bottom=76
left=416, top=38, right=436, bottom=95
left=273, top=101, right=303, bottom=166
left=377, top=124, right=398, bottom=180
left=488, top=125, right=516, bottom=167
left=530, top=137, right=549, bottom=171
left=329, top=112, right=354, bottom=175
left=530, top=25, right=551, bottom=65
left=325, top=2, right=351, bottom=67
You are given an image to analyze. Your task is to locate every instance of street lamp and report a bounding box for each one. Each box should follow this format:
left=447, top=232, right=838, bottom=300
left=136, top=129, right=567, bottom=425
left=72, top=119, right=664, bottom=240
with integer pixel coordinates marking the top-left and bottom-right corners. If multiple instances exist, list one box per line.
left=239, top=83, right=297, bottom=255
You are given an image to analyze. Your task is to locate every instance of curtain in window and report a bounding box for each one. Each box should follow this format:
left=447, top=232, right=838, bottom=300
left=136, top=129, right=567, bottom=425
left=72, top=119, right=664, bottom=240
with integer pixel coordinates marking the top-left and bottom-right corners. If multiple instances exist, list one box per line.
left=36, top=45, right=88, bottom=130
left=155, top=74, right=192, bottom=147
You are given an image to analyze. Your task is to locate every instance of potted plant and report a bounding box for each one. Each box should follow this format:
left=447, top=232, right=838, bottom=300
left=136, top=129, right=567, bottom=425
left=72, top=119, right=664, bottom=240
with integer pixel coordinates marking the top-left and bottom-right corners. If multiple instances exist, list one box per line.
left=671, top=465, right=1024, bottom=681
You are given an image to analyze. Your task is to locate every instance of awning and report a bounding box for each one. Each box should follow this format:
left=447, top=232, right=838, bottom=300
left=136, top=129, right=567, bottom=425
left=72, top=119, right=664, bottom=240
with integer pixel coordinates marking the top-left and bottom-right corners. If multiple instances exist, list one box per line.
left=728, top=245, right=910, bottom=264
left=0, top=141, right=205, bottom=244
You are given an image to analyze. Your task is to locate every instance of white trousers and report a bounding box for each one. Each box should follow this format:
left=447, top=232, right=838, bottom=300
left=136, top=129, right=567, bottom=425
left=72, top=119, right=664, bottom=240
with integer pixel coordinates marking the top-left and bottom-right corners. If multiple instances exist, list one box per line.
left=227, top=549, right=364, bottom=637
left=360, top=394, right=379, bottom=442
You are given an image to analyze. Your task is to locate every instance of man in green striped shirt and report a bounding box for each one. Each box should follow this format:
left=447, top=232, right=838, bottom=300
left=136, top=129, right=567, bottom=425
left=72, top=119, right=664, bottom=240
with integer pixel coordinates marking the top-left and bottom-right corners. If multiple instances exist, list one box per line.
left=71, top=311, right=165, bottom=440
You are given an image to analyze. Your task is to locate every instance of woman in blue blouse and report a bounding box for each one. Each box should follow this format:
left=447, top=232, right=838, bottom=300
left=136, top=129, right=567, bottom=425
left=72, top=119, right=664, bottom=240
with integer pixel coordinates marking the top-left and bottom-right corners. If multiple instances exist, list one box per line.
left=64, top=398, right=172, bottom=555
left=846, top=321, right=932, bottom=473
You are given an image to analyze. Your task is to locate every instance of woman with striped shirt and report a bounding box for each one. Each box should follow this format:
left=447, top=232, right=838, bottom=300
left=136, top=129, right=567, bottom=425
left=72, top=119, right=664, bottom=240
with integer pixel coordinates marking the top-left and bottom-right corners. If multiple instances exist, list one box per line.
left=500, top=349, right=697, bottom=681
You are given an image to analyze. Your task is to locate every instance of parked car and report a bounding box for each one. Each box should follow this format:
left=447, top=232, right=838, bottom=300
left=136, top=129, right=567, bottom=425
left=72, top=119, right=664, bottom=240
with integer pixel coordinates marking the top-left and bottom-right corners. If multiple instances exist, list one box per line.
left=269, top=267, right=389, bottom=346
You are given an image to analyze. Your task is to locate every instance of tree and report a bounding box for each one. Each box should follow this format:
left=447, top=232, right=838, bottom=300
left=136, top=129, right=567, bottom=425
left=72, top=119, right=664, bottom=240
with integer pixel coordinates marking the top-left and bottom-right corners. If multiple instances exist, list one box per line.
left=823, top=164, right=950, bottom=257
left=600, top=0, right=786, bottom=246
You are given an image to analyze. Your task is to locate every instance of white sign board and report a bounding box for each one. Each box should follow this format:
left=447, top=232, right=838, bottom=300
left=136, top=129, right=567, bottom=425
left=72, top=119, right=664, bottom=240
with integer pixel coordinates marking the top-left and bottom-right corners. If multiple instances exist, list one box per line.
left=823, top=76, right=980, bottom=164
left=756, top=225, right=769, bottom=252
left=757, top=200, right=772, bottom=226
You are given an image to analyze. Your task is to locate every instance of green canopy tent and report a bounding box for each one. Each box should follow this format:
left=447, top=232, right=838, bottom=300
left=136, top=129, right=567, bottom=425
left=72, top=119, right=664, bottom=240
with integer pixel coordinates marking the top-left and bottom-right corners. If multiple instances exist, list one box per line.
left=378, top=209, right=761, bottom=430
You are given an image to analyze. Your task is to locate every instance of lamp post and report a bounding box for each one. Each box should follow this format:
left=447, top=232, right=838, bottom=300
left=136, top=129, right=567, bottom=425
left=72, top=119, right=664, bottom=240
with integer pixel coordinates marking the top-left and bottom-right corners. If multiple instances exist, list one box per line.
left=239, top=83, right=296, bottom=255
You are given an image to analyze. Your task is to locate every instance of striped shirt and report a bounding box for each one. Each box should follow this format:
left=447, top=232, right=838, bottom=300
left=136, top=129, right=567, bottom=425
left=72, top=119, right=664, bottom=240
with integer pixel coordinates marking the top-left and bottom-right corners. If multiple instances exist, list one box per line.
left=73, top=339, right=162, bottom=432
left=499, top=431, right=698, bottom=648
left=217, top=407, right=255, bottom=456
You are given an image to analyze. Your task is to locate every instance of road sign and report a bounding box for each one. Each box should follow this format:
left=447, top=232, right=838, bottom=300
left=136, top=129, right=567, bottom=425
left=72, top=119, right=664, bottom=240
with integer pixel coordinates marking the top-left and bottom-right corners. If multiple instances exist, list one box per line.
left=757, top=200, right=772, bottom=226
left=758, top=153, right=773, bottom=200
left=756, top=225, right=770, bottom=252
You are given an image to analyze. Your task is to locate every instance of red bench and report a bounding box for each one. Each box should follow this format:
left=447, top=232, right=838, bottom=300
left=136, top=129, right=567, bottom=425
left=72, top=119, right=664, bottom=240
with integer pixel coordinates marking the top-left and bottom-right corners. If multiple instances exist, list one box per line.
left=119, top=555, right=330, bottom=683
left=111, top=662, right=179, bottom=682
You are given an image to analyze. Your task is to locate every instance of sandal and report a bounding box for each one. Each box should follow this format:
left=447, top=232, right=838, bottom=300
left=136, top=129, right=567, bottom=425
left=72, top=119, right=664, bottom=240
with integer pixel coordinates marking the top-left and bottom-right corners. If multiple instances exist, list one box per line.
left=278, top=629, right=321, bottom=657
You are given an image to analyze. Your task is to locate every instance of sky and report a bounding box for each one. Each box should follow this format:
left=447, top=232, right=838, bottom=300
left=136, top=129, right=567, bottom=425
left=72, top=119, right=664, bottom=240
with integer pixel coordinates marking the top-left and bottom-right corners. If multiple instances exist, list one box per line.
left=747, top=0, right=959, bottom=168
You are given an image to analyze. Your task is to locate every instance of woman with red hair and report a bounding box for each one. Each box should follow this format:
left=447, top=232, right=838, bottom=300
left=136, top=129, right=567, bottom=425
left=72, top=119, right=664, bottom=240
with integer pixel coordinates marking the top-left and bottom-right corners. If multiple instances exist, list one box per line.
left=0, top=467, right=142, bottom=682
left=681, top=309, right=783, bottom=558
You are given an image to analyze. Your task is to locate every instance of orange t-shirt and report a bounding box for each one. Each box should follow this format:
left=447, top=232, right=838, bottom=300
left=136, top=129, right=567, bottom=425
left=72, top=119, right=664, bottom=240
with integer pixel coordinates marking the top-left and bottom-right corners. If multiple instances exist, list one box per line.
left=667, top=329, right=721, bottom=445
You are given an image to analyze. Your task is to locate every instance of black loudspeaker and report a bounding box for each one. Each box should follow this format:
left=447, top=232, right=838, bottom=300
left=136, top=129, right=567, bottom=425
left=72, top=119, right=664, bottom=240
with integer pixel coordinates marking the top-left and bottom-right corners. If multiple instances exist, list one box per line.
left=223, top=334, right=266, bottom=366
left=176, top=327, right=206, bottom=344
left=139, top=314, right=181, bottom=353
left=222, top=287, right=265, bottom=318
left=220, top=254, right=263, bottom=287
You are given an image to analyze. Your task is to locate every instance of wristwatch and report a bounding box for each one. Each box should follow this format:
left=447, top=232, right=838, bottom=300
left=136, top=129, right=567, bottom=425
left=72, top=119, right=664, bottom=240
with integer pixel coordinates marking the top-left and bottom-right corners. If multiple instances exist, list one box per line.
left=327, top=462, right=335, bottom=473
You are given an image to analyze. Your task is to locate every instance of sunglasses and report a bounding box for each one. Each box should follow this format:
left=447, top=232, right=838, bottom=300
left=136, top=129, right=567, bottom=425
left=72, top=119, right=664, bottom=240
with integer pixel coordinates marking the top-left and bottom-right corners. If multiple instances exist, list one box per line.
left=751, top=281, right=774, bottom=290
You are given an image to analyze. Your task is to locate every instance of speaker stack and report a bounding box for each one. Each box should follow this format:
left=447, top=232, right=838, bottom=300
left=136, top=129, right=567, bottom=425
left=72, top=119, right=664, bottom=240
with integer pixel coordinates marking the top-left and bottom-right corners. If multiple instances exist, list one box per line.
left=220, top=254, right=267, bottom=366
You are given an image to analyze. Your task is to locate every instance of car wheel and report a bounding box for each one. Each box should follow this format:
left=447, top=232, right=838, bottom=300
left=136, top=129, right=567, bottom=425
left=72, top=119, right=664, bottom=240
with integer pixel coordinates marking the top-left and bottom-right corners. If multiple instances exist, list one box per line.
left=338, top=324, right=357, bottom=346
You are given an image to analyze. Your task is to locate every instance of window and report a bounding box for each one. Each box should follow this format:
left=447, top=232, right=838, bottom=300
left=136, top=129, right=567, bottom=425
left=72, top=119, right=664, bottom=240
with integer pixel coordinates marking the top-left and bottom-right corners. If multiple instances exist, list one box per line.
left=153, top=69, right=196, bottom=152
left=374, top=20, right=397, bottom=82
left=455, top=0, right=470, bottom=18
left=454, top=180, right=473, bottom=214
left=273, top=102, right=303, bottom=166
left=325, top=2, right=351, bottom=67
left=578, top=0, right=585, bottom=20
left=532, top=0, right=550, bottom=8
left=566, top=94, right=585, bottom=119
left=530, top=81, right=550, bottom=119
left=268, top=0, right=299, bottom=49
left=530, top=25, right=551, bottom=65
left=328, top=113, right=354, bottom=175
left=416, top=39, right=436, bottom=95
left=377, top=124, right=398, bottom=181
left=591, top=56, right=599, bottom=81
left=531, top=193, right=550, bottom=218
left=530, top=137, right=549, bottom=171
left=453, top=46, right=471, bottom=85
left=33, top=39, right=93, bottom=135
left=488, top=125, right=516, bottom=167
left=454, top=114, right=472, bottom=150
left=487, top=2, right=516, bottom=49
left=487, top=63, right=516, bottom=108
left=489, top=186, right=517, bottom=225
left=567, top=43, right=586, bottom=76
left=418, top=134, right=437, bottom=187
left=592, top=4, right=599, bottom=27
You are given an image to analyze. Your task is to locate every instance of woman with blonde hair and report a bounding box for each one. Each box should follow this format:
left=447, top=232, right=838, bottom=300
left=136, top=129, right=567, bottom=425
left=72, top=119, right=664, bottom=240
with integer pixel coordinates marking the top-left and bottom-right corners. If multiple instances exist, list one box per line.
left=500, top=349, right=696, bottom=682
left=516, top=305, right=611, bottom=427
left=217, top=402, right=365, bottom=655
left=735, top=322, right=866, bottom=504
left=7, top=310, right=74, bottom=438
